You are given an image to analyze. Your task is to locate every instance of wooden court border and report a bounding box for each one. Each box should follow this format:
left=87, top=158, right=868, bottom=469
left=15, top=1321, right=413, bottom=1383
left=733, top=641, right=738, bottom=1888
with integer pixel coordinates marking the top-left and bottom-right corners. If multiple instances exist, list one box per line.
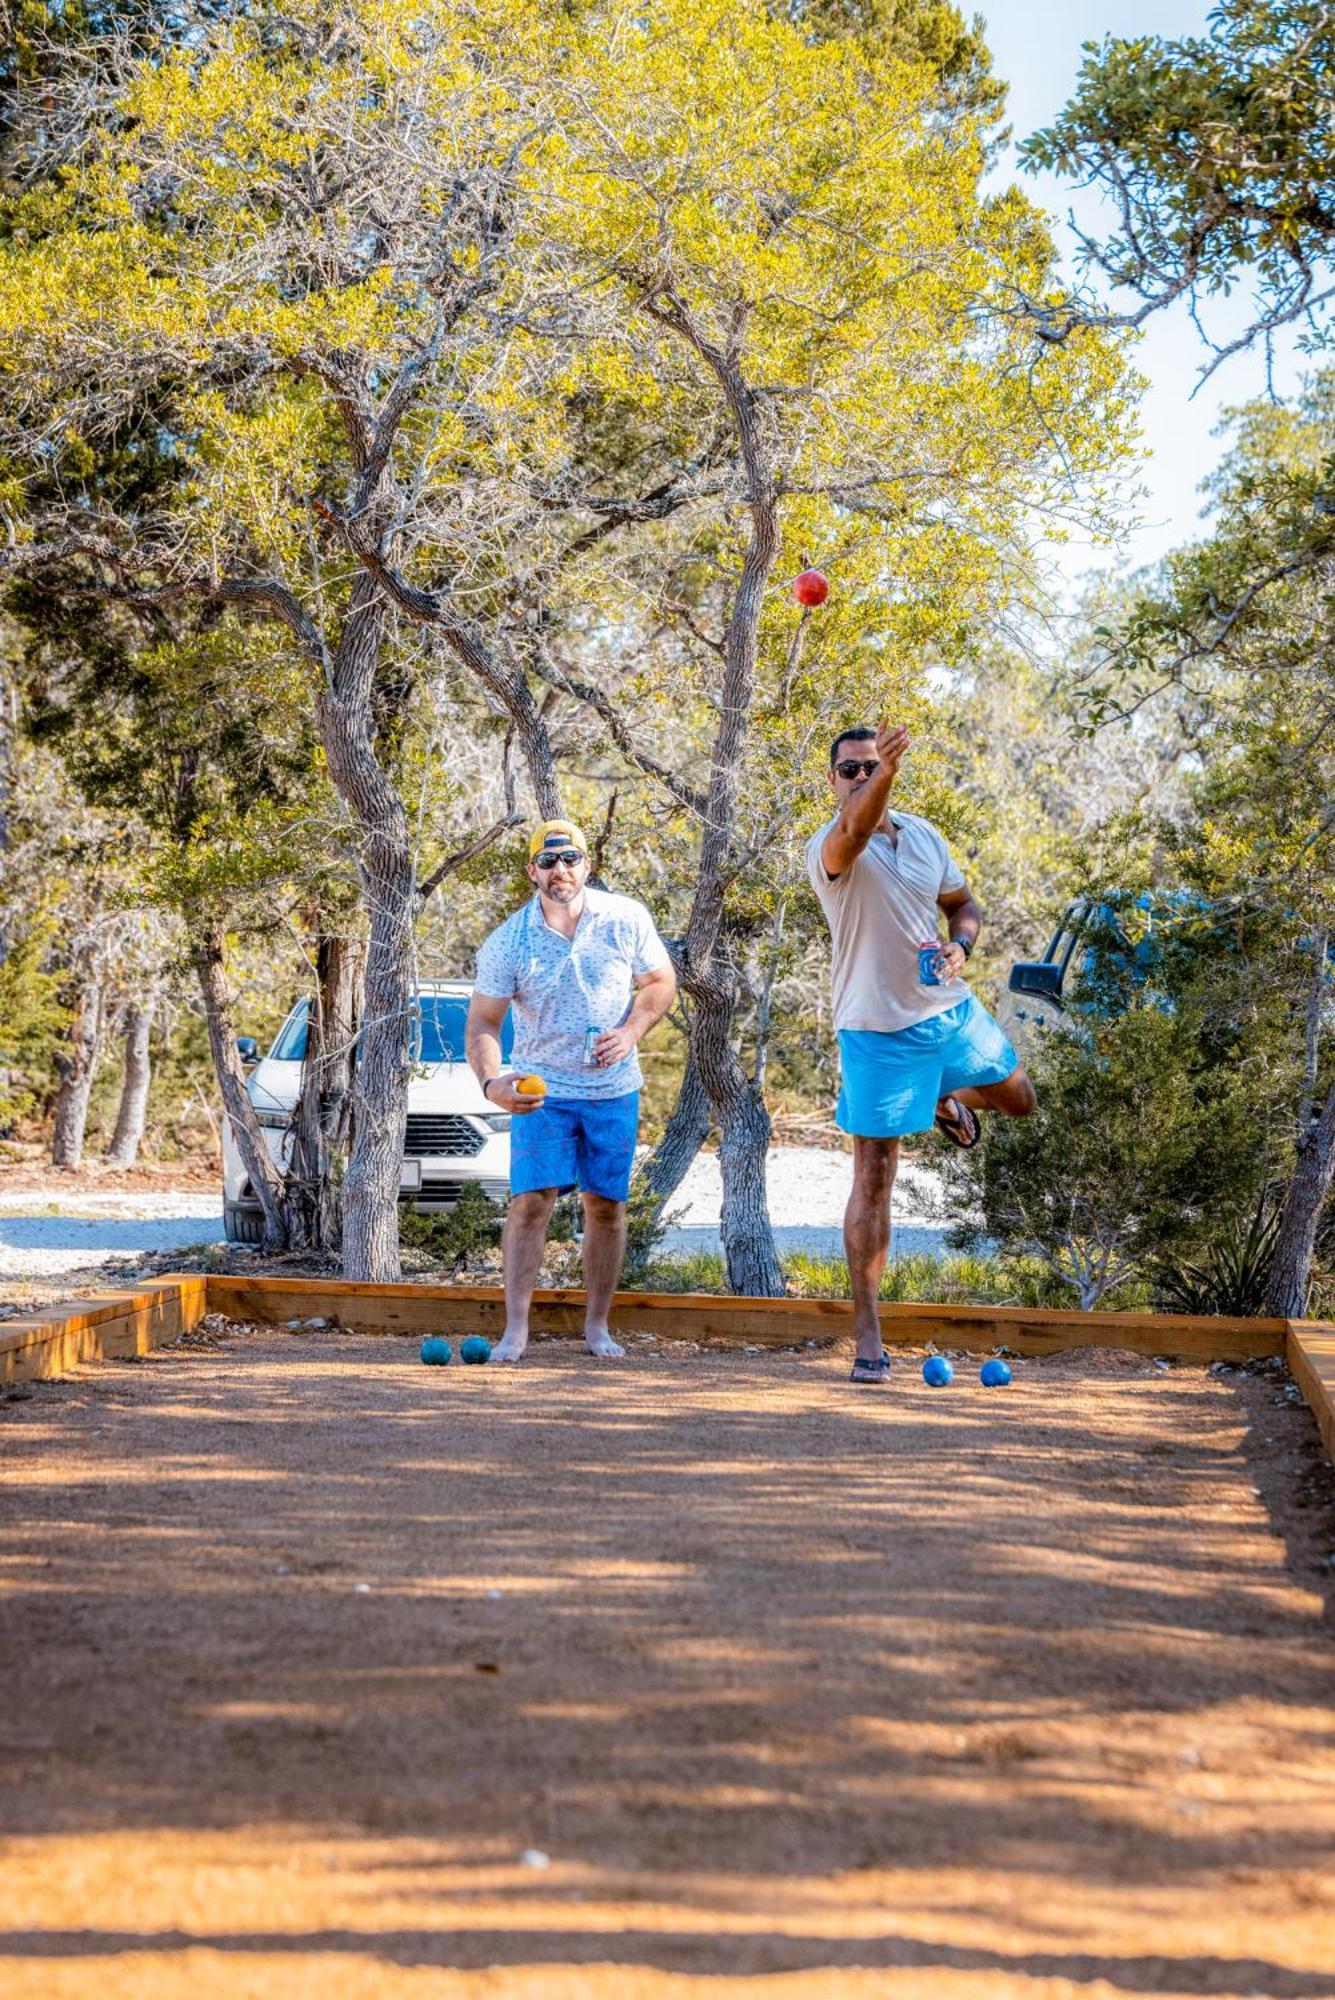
left=3, top=1271, right=1334, bottom=1466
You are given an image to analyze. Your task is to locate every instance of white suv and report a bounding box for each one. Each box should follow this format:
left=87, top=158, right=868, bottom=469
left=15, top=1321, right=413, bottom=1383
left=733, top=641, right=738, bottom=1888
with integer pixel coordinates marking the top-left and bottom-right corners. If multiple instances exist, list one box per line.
left=222, top=981, right=512, bottom=1243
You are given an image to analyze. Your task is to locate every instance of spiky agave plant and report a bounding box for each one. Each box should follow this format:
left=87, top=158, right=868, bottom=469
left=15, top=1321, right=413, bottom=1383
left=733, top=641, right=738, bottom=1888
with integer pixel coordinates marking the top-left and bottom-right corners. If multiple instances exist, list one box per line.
left=1152, top=1197, right=1285, bottom=1317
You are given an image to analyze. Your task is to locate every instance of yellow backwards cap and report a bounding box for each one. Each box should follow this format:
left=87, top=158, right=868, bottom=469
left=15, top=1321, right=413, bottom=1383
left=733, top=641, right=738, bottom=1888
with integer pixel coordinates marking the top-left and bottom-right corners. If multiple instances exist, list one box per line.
left=528, top=819, right=589, bottom=860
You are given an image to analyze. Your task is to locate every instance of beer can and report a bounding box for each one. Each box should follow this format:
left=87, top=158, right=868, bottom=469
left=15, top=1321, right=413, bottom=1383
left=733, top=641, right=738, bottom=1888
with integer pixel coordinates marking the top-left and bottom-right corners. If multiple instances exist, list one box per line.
left=918, top=940, right=943, bottom=987
left=583, top=1026, right=602, bottom=1067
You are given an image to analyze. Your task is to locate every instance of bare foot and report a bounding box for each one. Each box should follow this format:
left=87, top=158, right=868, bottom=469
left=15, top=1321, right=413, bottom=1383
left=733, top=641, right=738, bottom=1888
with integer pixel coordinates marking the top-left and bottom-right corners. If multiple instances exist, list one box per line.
left=584, top=1328, right=625, bottom=1359
left=488, top=1330, right=529, bottom=1363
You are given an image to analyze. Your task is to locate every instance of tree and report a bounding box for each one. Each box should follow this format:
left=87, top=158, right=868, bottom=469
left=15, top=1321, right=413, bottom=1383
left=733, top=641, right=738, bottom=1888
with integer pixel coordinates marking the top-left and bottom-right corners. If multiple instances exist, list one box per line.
left=1080, top=378, right=1335, bottom=1315
left=944, top=899, right=1287, bottom=1308
left=0, top=0, right=576, bottom=1275
left=1, top=0, right=1133, bottom=1295
left=1020, top=1, right=1335, bottom=380
left=503, top=0, right=1134, bottom=1290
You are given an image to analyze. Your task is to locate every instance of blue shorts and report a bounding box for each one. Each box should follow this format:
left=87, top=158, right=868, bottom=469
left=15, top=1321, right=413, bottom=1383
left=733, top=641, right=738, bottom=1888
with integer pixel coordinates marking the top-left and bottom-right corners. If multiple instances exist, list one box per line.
left=508, top=1091, right=640, bottom=1202
left=837, top=998, right=1018, bottom=1140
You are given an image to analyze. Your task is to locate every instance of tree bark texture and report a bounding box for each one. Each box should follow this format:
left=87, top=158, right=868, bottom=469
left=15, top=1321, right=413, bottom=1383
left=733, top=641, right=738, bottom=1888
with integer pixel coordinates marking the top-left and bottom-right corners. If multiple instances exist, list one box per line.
left=192, top=923, right=290, bottom=1249
left=1265, top=1081, right=1335, bottom=1318
left=678, top=352, right=785, bottom=1296
left=317, top=571, right=415, bottom=1283
left=288, top=930, right=365, bottom=1251
left=51, top=972, right=106, bottom=1168
left=687, top=970, right=785, bottom=1296
left=639, top=1035, right=712, bottom=1203
left=104, top=989, right=158, bottom=1167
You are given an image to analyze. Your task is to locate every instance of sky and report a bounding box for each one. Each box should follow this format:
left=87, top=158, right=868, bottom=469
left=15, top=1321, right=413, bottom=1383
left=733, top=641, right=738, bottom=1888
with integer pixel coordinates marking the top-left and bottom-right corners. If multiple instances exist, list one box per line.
left=976, top=0, right=1304, bottom=587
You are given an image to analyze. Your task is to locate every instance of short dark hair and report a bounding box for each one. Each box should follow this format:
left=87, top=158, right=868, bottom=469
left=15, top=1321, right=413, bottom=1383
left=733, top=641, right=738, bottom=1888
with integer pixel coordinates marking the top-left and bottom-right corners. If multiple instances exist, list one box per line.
left=830, top=726, right=877, bottom=769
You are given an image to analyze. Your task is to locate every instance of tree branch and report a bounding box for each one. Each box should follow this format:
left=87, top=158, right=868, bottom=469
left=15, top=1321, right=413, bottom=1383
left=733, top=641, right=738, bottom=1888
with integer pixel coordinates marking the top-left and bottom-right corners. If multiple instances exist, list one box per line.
left=417, top=811, right=522, bottom=901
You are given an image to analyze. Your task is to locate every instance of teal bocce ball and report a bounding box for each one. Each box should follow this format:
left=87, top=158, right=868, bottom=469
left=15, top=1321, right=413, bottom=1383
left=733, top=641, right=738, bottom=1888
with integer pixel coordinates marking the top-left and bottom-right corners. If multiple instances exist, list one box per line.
left=420, top=1336, right=452, bottom=1366
left=460, top=1335, right=492, bottom=1365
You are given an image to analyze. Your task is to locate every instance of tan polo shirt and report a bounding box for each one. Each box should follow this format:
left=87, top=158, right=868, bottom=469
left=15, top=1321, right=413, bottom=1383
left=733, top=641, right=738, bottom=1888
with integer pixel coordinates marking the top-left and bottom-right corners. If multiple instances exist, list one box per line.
left=805, top=811, right=967, bottom=1034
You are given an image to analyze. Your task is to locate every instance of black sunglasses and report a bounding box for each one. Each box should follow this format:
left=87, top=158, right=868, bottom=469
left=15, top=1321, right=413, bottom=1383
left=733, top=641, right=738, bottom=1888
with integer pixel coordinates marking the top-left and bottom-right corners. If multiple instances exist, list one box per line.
left=534, top=849, right=584, bottom=870
left=834, top=758, right=880, bottom=780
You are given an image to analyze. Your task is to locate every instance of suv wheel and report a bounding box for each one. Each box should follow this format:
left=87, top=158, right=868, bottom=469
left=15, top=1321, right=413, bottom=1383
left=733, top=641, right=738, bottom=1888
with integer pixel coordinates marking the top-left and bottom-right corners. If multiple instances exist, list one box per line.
left=224, top=1202, right=264, bottom=1245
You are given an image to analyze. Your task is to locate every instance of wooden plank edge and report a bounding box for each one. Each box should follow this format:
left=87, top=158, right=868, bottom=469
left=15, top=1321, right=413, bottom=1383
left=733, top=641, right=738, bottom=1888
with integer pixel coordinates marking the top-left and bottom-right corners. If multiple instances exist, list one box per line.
left=202, top=1270, right=1286, bottom=1331
left=1285, top=1319, right=1335, bottom=1467
left=202, top=1274, right=1283, bottom=1362
left=0, top=1276, right=207, bottom=1385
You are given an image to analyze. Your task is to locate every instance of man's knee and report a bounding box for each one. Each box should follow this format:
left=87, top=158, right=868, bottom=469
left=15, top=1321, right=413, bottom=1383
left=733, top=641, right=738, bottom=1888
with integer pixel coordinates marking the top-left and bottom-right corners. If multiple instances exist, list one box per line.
left=509, top=1189, right=557, bottom=1227
left=581, top=1191, right=625, bottom=1228
left=1002, top=1068, right=1038, bottom=1117
left=852, top=1137, right=899, bottom=1202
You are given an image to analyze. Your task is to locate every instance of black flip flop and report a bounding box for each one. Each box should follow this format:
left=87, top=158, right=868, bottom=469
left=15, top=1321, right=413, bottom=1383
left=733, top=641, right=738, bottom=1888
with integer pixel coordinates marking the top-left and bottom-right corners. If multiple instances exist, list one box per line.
left=850, top=1352, right=891, bottom=1386
left=935, top=1098, right=981, bottom=1149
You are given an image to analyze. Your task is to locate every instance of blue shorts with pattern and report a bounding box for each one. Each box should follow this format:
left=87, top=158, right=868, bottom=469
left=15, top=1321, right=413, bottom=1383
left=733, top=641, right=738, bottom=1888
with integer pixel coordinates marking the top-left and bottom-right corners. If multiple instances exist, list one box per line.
left=837, top=997, right=1018, bottom=1140
left=508, top=1090, right=641, bottom=1202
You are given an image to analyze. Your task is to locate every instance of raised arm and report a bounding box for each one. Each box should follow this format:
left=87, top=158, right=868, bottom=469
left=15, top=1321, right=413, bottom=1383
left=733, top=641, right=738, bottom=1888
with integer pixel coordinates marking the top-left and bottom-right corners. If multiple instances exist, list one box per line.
left=820, top=719, right=910, bottom=880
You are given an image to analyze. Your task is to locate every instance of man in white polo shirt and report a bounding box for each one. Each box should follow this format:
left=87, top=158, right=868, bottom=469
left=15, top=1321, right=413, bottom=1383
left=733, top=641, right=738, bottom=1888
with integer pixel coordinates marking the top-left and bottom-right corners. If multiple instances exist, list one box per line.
left=807, top=722, right=1037, bottom=1385
left=466, top=819, right=676, bottom=1363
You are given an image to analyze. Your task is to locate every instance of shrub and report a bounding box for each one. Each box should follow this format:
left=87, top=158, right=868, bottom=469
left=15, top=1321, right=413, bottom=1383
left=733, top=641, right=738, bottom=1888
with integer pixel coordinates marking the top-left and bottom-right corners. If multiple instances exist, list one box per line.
left=1152, top=1198, right=1283, bottom=1316
left=399, top=1182, right=505, bottom=1268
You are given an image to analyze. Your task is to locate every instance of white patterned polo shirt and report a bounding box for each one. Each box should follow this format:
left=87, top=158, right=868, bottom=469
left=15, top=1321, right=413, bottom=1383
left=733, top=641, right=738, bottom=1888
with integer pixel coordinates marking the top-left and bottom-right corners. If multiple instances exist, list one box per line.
left=473, top=888, right=671, bottom=1100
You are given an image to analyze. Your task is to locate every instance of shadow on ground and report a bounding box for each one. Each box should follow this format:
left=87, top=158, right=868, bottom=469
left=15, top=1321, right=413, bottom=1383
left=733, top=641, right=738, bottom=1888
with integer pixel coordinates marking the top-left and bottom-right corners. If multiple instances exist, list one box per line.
left=2, top=1328, right=1333, bottom=1993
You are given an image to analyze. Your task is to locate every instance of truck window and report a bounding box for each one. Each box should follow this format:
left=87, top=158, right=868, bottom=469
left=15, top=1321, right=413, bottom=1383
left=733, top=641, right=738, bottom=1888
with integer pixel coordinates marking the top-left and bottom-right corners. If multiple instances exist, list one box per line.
left=415, top=994, right=514, bottom=1063
left=267, top=995, right=514, bottom=1064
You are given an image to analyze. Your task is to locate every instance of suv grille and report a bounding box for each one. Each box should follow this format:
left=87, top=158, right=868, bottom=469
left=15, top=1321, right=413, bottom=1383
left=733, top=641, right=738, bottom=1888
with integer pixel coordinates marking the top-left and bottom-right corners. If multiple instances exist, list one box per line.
left=404, top=1113, right=485, bottom=1158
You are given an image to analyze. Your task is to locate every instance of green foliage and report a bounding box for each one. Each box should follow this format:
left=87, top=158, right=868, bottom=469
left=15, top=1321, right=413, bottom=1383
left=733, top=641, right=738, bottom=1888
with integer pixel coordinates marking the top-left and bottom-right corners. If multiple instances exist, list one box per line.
left=1152, top=1197, right=1284, bottom=1318
left=1083, top=376, right=1335, bottom=1315
left=631, top=1247, right=731, bottom=1294
left=627, top=1243, right=1138, bottom=1308
left=399, top=1184, right=507, bottom=1269
left=620, top=1175, right=680, bottom=1281
left=943, top=932, right=1286, bottom=1309
left=789, top=0, right=1004, bottom=124
left=0, top=913, right=69, bottom=1125
left=1022, top=1, right=1335, bottom=371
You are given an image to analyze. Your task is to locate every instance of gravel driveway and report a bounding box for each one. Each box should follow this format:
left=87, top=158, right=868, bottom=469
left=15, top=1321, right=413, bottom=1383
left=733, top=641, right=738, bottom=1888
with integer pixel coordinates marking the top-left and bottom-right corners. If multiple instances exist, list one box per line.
left=0, top=1192, right=227, bottom=1279
left=0, top=1148, right=950, bottom=1282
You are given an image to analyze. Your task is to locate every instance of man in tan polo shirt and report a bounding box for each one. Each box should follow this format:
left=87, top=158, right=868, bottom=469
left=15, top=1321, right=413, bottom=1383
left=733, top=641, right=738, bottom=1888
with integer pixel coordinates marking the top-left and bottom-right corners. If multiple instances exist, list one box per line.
left=807, top=721, right=1037, bottom=1384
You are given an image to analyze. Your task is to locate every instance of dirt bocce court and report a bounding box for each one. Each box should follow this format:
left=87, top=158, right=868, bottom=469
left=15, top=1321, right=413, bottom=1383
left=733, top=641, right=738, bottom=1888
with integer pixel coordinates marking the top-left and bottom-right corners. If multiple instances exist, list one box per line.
left=3, top=1312, right=1335, bottom=2000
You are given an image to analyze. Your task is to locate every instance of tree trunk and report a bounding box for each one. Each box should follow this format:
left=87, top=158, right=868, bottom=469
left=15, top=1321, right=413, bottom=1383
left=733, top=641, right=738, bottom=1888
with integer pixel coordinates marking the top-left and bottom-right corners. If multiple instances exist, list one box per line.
left=51, top=972, right=105, bottom=1168
left=288, top=930, right=365, bottom=1250
left=677, top=349, right=786, bottom=1296
left=317, top=572, right=415, bottom=1283
left=0, top=660, right=13, bottom=969
left=105, top=990, right=158, bottom=1167
left=639, top=1036, right=712, bottom=1202
left=1265, top=1081, right=1335, bottom=1319
left=690, top=974, right=786, bottom=1296
left=192, top=921, right=289, bottom=1251
left=623, top=1035, right=714, bottom=1280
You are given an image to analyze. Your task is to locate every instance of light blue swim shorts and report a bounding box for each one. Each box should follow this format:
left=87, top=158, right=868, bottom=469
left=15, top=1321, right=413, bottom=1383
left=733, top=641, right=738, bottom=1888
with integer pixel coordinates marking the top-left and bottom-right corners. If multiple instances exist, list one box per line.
left=836, top=997, right=1018, bottom=1140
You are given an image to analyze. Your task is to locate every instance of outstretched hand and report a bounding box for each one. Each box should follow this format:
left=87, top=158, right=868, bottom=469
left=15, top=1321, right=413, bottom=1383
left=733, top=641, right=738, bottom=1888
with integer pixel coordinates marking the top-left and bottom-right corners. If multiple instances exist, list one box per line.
left=873, top=718, right=910, bottom=780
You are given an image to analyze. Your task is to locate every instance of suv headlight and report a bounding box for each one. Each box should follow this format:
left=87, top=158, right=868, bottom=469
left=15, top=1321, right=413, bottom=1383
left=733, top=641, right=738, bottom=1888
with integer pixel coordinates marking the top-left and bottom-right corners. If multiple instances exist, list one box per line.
left=253, top=1108, right=291, bottom=1130
left=478, top=1112, right=511, bottom=1133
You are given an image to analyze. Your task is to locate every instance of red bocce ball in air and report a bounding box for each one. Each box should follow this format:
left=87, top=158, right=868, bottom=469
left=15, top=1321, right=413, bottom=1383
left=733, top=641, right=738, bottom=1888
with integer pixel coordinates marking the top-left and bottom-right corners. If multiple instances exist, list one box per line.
left=792, top=568, right=830, bottom=607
